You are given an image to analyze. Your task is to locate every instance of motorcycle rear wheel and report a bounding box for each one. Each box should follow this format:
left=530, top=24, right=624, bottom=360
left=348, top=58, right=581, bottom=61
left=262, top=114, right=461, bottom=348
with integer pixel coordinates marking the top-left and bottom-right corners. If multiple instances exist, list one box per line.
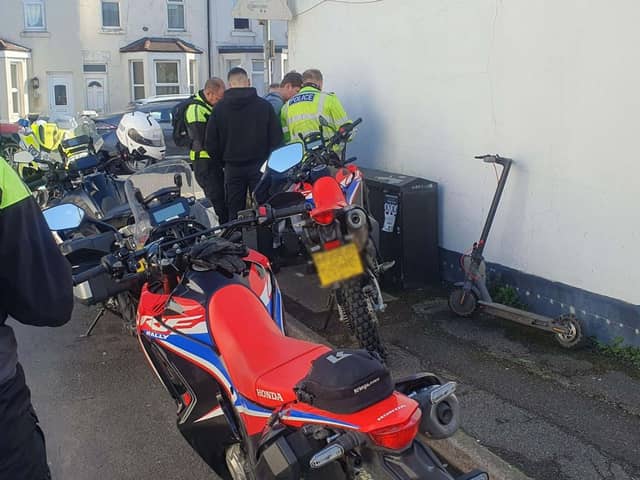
left=340, top=280, right=387, bottom=361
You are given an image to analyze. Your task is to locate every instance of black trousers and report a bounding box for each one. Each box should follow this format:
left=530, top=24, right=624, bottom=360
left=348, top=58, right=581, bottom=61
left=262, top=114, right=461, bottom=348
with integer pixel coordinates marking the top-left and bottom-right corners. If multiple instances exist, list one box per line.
left=225, top=163, right=263, bottom=220
left=193, top=158, right=228, bottom=224
left=0, top=364, right=50, bottom=480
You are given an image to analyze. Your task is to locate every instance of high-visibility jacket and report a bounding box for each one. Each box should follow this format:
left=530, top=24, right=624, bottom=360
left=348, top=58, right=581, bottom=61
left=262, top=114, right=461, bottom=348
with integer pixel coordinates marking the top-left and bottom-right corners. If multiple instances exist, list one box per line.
left=185, top=90, right=213, bottom=161
left=281, top=86, right=350, bottom=143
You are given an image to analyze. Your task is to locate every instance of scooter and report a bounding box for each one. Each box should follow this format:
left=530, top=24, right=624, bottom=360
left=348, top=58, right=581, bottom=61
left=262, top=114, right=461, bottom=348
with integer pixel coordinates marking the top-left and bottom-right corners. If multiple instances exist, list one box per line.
left=448, top=155, right=585, bottom=348
left=42, top=197, right=487, bottom=480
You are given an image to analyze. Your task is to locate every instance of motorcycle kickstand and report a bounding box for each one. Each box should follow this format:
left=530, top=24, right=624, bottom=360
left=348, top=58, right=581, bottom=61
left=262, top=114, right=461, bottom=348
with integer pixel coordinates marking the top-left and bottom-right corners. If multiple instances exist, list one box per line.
left=82, top=307, right=106, bottom=337
left=322, top=293, right=336, bottom=331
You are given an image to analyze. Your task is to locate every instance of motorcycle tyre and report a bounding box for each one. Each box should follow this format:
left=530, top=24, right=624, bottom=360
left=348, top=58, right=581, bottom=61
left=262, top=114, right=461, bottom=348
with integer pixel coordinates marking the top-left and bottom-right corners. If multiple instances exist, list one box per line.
left=342, top=280, right=387, bottom=361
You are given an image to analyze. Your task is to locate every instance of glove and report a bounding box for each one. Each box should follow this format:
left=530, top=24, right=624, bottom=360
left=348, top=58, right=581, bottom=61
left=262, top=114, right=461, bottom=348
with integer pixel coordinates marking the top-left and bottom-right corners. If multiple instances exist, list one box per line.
left=190, top=237, right=248, bottom=276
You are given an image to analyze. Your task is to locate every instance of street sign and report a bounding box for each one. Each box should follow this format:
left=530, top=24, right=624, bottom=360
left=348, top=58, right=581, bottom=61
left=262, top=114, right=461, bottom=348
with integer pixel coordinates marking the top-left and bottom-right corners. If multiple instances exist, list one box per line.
left=232, top=0, right=292, bottom=20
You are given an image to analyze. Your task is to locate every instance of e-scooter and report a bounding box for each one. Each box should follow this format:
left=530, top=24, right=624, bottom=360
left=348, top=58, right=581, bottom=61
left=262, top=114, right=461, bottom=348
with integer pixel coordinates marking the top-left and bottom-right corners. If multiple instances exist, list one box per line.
left=448, top=154, right=586, bottom=349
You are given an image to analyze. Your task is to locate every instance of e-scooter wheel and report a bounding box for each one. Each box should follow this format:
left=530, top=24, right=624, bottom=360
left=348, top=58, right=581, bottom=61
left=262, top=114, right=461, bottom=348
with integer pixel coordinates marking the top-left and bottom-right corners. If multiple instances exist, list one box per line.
left=555, top=314, right=586, bottom=349
left=448, top=288, right=478, bottom=317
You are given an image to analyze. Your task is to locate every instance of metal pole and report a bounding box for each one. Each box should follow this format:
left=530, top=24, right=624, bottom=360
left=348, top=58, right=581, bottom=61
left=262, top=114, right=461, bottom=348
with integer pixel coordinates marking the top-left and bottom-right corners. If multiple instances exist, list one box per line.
left=263, top=19, right=273, bottom=93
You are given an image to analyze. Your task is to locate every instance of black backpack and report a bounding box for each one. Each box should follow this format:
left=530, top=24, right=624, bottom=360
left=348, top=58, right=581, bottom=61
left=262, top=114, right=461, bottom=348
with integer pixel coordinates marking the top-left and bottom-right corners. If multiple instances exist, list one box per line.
left=172, top=96, right=208, bottom=148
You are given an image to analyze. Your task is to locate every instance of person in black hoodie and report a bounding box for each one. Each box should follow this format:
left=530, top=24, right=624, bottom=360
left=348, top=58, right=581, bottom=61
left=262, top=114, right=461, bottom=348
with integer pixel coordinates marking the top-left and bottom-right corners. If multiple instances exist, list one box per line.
left=205, top=67, right=283, bottom=220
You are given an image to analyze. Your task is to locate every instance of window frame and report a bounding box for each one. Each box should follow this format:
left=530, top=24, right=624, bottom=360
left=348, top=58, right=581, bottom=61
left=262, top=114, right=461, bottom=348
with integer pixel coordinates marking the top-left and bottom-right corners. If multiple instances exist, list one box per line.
left=9, top=63, right=24, bottom=116
left=188, top=59, right=197, bottom=94
left=130, top=60, right=145, bottom=101
left=154, top=60, right=181, bottom=96
left=23, top=0, right=46, bottom=31
left=101, top=1, right=121, bottom=29
left=251, top=58, right=265, bottom=96
left=233, top=18, right=250, bottom=31
left=167, top=0, right=185, bottom=31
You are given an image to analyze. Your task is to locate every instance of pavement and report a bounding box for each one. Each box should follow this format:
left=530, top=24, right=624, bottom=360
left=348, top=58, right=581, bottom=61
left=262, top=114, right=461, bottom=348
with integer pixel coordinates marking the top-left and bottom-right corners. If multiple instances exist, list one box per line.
left=11, top=304, right=216, bottom=480
left=278, top=264, right=640, bottom=480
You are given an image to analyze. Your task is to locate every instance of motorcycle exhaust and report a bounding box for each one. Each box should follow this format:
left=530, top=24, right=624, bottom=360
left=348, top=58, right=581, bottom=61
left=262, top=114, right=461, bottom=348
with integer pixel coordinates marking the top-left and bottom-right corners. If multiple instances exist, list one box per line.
left=344, top=207, right=369, bottom=250
left=412, top=382, right=460, bottom=440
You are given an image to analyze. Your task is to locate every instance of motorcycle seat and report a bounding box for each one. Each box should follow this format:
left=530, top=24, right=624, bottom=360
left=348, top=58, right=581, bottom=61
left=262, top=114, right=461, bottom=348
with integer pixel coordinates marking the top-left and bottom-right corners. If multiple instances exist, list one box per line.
left=209, top=284, right=330, bottom=408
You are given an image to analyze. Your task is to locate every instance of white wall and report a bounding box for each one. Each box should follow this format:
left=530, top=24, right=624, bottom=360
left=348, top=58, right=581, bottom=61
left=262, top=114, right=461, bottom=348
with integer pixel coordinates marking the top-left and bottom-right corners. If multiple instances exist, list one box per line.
left=288, top=0, right=639, bottom=305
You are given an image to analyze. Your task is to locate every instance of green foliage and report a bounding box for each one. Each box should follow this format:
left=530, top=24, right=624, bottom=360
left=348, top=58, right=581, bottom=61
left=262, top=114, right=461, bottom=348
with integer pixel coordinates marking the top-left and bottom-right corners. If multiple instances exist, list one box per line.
left=490, top=283, right=528, bottom=310
left=595, top=337, right=640, bottom=369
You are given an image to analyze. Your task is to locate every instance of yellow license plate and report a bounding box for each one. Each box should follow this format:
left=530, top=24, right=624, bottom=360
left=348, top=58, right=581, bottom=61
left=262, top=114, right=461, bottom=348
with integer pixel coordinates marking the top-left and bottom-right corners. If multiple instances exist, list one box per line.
left=312, top=243, right=364, bottom=287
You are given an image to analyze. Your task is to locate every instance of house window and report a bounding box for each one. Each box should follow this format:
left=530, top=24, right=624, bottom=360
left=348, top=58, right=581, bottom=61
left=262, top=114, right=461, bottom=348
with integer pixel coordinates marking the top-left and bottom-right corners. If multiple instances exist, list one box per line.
left=130, top=61, right=145, bottom=100
left=188, top=60, right=197, bottom=94
left=10, top=63, right=24, bottom=115
left=155, top=61, right=180, bottom=95
left=24, top=0, right=45, bottom=31
left=233, top=18, right=250, bottom=30
left=251, top=59, right=265, bottom=96
left=167, top=0, right=185, bottom=30
left=102, top=1, right=120, bottom=28
left=83, top=64, right=107, bottom=73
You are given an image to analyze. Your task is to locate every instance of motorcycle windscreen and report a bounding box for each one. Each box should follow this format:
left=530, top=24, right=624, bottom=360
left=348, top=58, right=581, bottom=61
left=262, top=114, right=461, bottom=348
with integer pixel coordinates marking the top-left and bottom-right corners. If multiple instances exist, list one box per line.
left=124, top=159, right=218, bottom=245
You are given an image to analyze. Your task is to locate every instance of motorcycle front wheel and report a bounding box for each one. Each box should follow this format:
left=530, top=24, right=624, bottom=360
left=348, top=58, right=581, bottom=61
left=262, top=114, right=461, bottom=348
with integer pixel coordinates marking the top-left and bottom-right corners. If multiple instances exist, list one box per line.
left=338, top=279, right=387, bottom=361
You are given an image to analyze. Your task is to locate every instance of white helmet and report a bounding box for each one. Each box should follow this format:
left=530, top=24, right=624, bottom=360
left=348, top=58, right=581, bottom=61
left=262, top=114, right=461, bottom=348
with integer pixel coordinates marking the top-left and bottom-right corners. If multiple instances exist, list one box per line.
left=117, top=111, right=165, bottom=161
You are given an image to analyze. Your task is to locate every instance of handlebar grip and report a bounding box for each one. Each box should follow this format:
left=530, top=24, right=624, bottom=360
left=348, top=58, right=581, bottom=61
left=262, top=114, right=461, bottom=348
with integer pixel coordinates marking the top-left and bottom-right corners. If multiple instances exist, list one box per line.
left=351, top=118, right=363, bottom=128
left=474, top=154, right=513, bottom=166
left=72, top=263, right=107, bottom=286
left=272, top=203, right=309, bottom=219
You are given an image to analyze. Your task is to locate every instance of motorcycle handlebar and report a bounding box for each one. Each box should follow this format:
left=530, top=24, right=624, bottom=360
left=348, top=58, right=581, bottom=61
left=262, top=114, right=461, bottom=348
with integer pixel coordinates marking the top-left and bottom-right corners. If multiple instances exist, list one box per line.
left=73, top=263, right=107, bottom=285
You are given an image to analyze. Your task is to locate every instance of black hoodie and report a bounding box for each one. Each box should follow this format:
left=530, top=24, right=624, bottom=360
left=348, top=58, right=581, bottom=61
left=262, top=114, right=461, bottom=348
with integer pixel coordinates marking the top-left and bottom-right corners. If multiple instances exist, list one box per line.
left=205, top=87, right=283, bottom=166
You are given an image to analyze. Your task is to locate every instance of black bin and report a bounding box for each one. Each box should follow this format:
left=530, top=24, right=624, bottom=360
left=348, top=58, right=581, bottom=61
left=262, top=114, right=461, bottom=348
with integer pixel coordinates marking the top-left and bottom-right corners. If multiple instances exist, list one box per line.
left=362, top=168, right=439, bottom=289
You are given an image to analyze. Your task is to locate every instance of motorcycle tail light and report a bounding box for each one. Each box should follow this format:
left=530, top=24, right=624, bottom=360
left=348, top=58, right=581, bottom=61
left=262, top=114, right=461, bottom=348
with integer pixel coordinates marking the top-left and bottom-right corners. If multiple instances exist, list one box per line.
left=369, top=408, right=421, bottom=451
left=312, top=209, right=335, bottom=225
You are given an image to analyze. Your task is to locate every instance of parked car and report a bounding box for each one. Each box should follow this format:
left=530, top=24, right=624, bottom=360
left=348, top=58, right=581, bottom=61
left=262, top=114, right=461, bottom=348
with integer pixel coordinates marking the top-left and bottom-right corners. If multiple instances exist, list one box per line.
left=95, top=96, right=190, bottom=157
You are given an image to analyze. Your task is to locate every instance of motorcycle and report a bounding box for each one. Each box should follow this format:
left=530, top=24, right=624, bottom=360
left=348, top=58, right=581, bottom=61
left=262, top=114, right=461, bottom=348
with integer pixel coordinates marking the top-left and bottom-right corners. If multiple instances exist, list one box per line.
left=46, top=159, right=217, bottom=335
left=42, top=194, right=487, bottom=480
left=255, top=118, right=391, bottom=360
left=13, top=117, right=131, bottom=219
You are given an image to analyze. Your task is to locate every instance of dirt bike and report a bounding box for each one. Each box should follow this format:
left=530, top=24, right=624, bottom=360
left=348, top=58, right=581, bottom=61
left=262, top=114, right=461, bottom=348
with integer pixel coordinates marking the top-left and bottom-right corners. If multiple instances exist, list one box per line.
left=42, top=196, right=487, bottom=480
left=255, top=118, right=391, bottom=360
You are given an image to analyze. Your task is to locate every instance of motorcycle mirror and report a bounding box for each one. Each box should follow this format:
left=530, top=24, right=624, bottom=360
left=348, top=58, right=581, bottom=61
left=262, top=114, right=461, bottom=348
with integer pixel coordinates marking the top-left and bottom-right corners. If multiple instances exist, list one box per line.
left=42, top=203, right=85, bottom=231
left=267, top=143, right=304, bottom=173
left=319, top=115, right=329, bottom=127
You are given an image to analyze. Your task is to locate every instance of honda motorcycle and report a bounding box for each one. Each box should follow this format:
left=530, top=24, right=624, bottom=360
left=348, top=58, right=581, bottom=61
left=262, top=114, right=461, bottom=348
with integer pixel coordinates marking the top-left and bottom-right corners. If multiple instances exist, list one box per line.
left=255, top=118, right=390, bottom=360
left=42, top=195, right=487, bottom=480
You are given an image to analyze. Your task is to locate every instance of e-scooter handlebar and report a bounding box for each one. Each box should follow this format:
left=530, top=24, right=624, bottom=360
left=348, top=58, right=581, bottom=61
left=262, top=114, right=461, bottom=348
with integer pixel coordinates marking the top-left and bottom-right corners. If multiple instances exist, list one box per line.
left=474, top=154, right=513, bottom=167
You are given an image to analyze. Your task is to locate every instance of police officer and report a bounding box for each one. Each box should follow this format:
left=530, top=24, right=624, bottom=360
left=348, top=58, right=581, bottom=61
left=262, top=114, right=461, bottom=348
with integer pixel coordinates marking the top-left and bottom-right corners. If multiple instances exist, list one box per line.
left=185, top=77, right=228, bottom=223
left=0, top=156, right=73, bottom=479
left=281, top=69, right=350, bottom=143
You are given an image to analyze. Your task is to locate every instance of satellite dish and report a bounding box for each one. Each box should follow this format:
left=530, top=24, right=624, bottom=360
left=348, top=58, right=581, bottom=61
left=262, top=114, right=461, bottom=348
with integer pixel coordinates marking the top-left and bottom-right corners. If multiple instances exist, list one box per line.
left=232, top=0, right=292, bottom=20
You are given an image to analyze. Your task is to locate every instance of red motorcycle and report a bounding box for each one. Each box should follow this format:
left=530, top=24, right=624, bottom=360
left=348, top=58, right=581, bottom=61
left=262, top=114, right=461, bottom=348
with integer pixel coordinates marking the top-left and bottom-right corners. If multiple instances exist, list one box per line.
left=255, top=118, right=392, bottom=360
left=43, top=197, right=486, bottom=480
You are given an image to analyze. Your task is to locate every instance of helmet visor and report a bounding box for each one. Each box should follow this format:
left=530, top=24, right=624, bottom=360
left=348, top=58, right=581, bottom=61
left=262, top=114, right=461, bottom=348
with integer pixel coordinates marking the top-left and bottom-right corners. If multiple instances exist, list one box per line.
left=127, top=128, right=165, bottom=148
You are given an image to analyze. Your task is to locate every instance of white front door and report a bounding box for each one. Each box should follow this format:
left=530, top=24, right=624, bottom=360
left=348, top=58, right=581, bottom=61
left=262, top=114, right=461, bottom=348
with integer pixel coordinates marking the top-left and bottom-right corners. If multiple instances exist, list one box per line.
left=48, top=73, right=74, bottom=116
left=85, top=75, right=107, bottom=113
